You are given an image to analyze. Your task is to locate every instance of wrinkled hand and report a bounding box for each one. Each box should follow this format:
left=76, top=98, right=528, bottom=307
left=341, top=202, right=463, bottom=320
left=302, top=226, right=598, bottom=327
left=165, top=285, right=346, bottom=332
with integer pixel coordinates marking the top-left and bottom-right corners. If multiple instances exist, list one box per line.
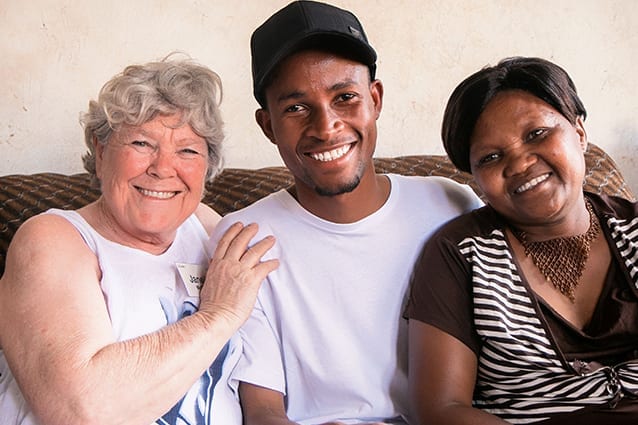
left=199, top=222, right=279, bottom=327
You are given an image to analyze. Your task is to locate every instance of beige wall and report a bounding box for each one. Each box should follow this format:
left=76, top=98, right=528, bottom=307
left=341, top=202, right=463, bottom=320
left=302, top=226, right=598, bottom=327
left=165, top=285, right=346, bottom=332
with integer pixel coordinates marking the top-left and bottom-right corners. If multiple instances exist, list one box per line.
left=2, top=0, right=637, bottom=193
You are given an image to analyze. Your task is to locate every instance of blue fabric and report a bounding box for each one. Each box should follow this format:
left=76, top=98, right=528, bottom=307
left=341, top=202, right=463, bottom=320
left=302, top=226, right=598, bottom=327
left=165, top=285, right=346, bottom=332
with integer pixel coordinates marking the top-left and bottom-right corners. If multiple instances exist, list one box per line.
left=156, top=300, right=230, bottom=424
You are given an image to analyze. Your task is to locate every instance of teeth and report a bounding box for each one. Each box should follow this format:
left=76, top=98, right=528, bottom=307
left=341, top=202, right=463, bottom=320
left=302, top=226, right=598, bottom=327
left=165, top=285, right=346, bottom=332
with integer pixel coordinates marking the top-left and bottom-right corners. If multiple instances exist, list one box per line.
left=138, top=188, right=176, bottom=199
left=309, top=144, right=351, bottom=162
left=515, top=174, right=550, bottom=194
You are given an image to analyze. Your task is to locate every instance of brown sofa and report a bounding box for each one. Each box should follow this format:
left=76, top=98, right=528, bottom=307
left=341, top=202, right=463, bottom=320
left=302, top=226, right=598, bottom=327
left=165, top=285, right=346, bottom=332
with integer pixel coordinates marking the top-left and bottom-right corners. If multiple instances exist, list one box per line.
left=0, top=143, right=634, bottom=277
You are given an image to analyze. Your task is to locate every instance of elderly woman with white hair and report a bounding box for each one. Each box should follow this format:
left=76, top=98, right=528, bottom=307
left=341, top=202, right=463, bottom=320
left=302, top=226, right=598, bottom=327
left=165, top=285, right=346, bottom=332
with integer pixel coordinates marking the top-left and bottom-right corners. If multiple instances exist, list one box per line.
left=0, top=55, right=278, bottom=425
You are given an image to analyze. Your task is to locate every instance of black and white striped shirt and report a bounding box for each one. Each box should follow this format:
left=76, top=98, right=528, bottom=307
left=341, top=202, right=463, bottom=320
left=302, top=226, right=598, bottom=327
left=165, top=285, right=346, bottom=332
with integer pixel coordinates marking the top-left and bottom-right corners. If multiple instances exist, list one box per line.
left=406, top=193, right=638, bottom=423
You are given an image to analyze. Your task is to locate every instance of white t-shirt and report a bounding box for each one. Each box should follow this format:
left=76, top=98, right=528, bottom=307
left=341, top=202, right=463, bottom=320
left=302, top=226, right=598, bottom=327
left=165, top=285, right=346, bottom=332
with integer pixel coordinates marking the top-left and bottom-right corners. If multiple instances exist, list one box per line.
left=0, top=209, right=242, bottom=425
left=210, top=174, right=483, bottom=424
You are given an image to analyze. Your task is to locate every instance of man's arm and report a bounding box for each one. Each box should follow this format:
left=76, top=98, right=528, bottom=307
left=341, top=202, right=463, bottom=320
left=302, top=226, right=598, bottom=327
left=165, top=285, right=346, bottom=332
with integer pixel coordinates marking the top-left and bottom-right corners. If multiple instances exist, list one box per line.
left=240, top=382, right=298, bottom=425
left=240, top=383, right=392, bottom=425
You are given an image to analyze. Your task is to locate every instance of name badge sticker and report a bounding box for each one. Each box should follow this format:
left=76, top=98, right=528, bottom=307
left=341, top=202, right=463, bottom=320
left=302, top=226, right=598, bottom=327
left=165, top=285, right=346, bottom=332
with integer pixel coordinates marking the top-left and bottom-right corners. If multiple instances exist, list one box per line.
left=176, top=263, right=207, bottom=297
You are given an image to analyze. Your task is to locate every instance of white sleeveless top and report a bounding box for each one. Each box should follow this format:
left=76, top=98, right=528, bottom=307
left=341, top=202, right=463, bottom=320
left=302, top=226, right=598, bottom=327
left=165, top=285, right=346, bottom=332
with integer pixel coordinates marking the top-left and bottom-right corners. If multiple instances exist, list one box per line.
left=0, top=209, right=242, bottom=425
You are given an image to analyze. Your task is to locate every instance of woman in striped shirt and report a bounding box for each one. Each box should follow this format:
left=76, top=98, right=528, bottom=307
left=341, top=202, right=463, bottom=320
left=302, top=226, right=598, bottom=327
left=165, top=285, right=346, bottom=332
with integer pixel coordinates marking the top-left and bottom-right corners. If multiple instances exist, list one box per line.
left=405, top=57, right=638, bottom=424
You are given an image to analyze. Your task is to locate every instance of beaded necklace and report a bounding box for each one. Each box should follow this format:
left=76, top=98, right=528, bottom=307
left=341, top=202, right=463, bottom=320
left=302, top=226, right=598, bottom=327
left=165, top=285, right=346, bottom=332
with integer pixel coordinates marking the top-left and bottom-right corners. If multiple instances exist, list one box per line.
left=512, top=200, right=600, bottom=302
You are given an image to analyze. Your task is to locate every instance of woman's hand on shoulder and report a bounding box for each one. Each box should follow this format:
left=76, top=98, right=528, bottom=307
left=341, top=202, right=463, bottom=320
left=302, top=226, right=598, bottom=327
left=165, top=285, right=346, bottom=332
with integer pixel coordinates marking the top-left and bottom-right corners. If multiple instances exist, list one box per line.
left=199, top=222, right=279, bottom=329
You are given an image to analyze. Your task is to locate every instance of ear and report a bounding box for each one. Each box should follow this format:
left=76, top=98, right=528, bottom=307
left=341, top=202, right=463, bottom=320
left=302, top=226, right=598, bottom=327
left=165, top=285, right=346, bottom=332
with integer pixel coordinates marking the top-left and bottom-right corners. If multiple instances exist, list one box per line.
left=574, top=116, right=588, bottom=152
left=369, top=79, right=384, bottom=120
left=94, top=136, right=105, bottom=179
left=256, top=108, right=277, bottom=145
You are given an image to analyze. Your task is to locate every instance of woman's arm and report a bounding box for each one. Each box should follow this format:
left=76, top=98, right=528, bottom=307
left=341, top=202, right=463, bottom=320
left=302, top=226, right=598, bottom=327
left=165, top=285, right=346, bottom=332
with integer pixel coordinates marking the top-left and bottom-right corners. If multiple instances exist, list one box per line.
left=408, top=320, right=508, bottom=425
left=0, top=215, right=277, bottom=425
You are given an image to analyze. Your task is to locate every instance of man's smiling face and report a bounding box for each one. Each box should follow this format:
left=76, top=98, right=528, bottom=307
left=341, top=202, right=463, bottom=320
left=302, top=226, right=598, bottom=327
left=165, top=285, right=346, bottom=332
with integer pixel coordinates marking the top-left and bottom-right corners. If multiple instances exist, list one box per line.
left=257, top=49, right=382, bottom=198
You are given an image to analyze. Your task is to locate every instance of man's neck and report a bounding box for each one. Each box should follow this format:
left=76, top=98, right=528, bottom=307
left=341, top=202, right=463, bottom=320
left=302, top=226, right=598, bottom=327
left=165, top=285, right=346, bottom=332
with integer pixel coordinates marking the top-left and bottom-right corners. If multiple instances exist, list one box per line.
left=291, top=173, right=391, bottom=224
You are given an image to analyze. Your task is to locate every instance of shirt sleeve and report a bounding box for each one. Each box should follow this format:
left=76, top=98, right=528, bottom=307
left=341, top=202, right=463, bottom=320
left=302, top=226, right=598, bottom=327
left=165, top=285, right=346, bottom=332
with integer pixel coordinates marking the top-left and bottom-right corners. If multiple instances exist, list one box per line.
left=209, top=213, right=286, bottom=394
left=229, top=291, right=287, bottom=395
left=404, top=224, right=482, bottom=355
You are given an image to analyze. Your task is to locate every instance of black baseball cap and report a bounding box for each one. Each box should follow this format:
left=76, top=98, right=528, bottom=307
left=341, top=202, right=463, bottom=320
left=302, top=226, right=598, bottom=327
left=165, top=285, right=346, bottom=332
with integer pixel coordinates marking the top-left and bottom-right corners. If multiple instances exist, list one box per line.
left=251, top=0, right=377, bottom=107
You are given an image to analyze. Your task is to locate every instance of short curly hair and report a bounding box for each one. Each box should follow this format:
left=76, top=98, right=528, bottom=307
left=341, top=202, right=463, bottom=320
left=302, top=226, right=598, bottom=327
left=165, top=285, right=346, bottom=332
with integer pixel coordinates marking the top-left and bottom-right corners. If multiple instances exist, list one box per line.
left=81, top=53, right=225, bottom=185
left=441, top=56, right=587, bottom=173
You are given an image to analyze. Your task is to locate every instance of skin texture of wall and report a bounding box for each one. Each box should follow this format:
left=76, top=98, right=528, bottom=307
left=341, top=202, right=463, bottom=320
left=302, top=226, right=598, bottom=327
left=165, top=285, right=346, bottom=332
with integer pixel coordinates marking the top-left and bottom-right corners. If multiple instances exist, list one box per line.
left=2, top=0, right=637, bottom=193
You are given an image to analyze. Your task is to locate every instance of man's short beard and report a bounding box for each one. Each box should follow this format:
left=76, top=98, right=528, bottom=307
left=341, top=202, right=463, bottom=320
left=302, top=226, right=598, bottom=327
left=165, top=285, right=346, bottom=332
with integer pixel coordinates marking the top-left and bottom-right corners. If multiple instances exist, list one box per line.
left=314, top=176, right=361, bottom=197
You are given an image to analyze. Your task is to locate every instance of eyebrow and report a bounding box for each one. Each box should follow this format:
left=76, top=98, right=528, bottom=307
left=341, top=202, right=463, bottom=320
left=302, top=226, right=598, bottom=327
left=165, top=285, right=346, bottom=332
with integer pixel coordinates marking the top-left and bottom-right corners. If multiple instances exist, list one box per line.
left=124, top=126, right=205, bottom=145
left=275, top=79, right=358, bottom=104
left=276, top=90, right=305, bottom=104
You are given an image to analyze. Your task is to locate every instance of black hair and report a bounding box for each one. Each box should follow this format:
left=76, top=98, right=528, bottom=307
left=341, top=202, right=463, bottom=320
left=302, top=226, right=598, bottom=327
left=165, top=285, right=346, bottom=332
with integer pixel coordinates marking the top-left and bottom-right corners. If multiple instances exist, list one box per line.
left=441, top=57, right=587, bottom=173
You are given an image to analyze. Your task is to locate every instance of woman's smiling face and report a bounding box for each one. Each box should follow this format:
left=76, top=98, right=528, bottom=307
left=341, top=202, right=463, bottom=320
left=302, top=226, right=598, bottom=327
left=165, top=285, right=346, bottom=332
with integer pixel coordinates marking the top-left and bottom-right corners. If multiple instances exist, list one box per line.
left=95, top=113, right=209, bottom=246
left=469, top=90, right=587, bottom=229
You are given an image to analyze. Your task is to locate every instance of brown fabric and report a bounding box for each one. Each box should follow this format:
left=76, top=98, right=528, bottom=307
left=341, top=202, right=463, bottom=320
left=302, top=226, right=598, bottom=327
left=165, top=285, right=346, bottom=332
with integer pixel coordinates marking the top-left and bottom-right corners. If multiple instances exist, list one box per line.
left=0, top=143, right=634, bottom=277
left=540, top=257, right=638, bottom=365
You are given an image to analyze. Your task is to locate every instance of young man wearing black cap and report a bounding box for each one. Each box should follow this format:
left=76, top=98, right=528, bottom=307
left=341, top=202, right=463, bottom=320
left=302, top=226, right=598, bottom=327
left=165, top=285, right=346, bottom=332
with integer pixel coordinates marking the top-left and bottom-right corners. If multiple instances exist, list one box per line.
left=210, top=1, right=483, bottom=424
